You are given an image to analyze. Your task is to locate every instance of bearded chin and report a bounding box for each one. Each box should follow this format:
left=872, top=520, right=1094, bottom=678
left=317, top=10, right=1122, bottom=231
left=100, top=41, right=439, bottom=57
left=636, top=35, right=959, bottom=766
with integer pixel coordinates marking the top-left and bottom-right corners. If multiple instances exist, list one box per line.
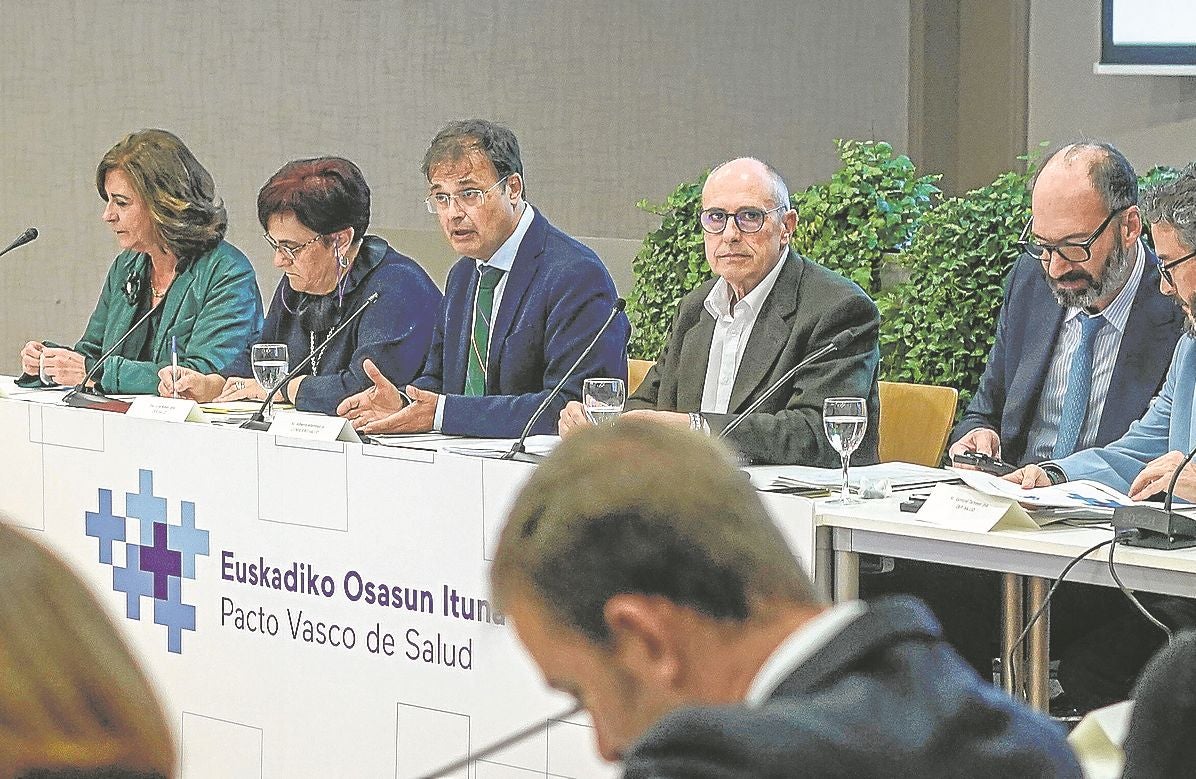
left=1053, top=239, right=1133, bottom=308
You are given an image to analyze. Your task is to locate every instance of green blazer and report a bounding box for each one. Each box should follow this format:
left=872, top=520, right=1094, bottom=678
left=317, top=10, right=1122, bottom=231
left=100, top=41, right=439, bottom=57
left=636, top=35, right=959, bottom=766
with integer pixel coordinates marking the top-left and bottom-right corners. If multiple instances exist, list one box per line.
left=76, top=240, right=264, bottom=394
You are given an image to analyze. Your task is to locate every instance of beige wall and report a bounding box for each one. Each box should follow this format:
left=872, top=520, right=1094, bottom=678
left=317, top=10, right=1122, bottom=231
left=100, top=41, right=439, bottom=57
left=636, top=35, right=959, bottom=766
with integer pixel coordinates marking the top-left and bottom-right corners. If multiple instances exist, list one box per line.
left=0, top=0, right=911, bottom=375
left=1028, top=0, right=1196, bottom=171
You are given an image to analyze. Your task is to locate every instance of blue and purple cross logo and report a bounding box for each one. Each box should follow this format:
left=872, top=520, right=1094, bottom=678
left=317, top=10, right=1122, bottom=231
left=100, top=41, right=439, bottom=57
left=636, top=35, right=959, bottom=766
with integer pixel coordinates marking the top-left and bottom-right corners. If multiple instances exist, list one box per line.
left=85, top=469, right=209, bottom=653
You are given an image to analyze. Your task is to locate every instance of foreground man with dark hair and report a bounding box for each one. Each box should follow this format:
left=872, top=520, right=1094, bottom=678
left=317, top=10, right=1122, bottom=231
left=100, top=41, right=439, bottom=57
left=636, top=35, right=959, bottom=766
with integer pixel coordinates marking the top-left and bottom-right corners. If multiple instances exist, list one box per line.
left=492, top=421, right=1081, bottom=777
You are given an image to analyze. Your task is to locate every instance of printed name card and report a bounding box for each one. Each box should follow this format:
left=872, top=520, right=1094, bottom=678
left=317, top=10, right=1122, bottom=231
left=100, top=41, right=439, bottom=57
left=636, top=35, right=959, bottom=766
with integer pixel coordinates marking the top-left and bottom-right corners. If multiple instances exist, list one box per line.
left=126, top=396, right=208, bottom=424
left=915, top=483, right=1040, bottom=532
left=268, top=411, right=361, bottom=443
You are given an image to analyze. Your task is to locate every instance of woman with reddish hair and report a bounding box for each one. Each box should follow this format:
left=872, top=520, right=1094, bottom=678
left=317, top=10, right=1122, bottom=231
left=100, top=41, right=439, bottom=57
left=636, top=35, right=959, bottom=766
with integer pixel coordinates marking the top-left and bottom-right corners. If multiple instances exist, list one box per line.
left=161, top=157, right=441, bottom=414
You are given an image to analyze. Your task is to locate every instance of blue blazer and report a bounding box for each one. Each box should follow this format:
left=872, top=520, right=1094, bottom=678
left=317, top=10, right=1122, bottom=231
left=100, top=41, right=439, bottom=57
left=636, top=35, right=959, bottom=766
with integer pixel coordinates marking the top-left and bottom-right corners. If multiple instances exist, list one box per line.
left=226, top=236, right=442, bottom=415
left=950, top=249, right=1182, bottom=465
left=412, top=209, right=629, bottom=437
left=623, top=597, right=1081, bottom=778
left=1058, top=335, right=1196, bottom=492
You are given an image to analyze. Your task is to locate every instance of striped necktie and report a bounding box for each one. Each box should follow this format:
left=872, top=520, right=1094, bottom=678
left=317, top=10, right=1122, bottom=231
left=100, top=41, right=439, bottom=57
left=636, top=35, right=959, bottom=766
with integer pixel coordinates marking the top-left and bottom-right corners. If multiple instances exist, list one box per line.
left=465, top=265, right=504, bottom=396
left=1051, top=312, right=1106, bottom=459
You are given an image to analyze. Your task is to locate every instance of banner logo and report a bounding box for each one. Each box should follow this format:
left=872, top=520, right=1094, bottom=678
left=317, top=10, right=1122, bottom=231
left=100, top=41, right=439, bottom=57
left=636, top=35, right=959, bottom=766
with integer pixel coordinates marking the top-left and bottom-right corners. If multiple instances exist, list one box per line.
left=85, top=469, right=209, bottom=653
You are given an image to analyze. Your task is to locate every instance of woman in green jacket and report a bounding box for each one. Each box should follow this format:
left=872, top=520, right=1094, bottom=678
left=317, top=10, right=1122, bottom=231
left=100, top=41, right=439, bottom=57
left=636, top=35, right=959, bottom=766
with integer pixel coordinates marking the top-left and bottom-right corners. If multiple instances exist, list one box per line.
left=19, top=129, right=263, bottom=394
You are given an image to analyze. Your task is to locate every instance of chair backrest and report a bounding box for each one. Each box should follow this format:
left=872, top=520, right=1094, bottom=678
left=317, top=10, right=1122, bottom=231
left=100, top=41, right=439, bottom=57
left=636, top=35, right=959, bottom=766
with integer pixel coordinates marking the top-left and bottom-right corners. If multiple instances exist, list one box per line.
left=877, top=381, right=959, bottom=466
left=628, top=359, right=654, bottom=395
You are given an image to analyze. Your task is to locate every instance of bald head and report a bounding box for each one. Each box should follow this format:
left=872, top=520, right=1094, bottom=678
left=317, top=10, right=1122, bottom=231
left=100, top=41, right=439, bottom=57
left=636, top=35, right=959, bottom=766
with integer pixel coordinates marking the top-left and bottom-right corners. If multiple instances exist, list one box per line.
left=705, top=157, right=790, bottom=210
left=1033, top=142, right=1138, bottom=213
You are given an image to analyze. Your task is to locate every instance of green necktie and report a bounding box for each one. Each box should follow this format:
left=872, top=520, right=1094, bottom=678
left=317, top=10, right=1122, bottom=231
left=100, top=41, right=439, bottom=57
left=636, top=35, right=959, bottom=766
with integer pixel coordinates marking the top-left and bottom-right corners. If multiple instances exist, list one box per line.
left=465, top=265, right=504, bottom=396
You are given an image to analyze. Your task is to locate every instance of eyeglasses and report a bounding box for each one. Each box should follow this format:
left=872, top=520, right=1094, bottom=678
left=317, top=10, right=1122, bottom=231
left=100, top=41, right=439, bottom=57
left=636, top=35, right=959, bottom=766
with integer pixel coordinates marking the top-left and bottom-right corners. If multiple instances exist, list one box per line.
left=1017, top=205, right=1129, bottom=264
left=699, top=205, right=786, bottom=235
left=425, top=176, right=509, bottom=214
left=1156, top=248, right=1196, bottom=287
left=264, top=232, right=323, bottom=261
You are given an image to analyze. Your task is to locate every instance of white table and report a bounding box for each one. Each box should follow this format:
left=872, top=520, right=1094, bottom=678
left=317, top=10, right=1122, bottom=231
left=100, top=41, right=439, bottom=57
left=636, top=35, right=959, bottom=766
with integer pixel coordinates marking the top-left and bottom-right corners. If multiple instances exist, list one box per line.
left=815, top=497, right=1196, bottom=708
left=0, top=391, right=818, bottom=778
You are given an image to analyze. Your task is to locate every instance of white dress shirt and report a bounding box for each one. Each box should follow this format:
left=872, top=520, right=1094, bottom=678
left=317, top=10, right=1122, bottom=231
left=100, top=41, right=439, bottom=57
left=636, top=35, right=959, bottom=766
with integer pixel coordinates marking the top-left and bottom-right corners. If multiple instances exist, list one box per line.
left=744, top=600, right=867, bottom=706
left=700, top=254, right=788, bottom=414
left=433, top=204, right=536, bottom=430
left=1024, top=241, right=1145, bottom=460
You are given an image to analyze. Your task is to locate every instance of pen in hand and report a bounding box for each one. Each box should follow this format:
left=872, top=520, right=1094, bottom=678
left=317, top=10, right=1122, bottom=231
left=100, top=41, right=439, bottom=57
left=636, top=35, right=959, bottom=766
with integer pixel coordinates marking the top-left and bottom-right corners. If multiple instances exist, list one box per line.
left=170, top=336, right=179, bottom=399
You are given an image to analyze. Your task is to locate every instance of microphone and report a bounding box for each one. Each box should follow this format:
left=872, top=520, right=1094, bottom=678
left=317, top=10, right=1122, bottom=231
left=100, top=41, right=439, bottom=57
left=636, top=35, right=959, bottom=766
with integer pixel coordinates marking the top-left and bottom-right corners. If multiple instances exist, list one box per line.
left=0, top=227, right=37, bottom=258
left=63, top=303, right=162, bottom=412
left=717, top=327, right=861, bottom=441
left=501, top=298, right=627, bottom=463
left=1111, top=442, right=1196, bottom=550
left=241, top=291, right=380, bottom=430
left=412, top=702, right=583, bottom=779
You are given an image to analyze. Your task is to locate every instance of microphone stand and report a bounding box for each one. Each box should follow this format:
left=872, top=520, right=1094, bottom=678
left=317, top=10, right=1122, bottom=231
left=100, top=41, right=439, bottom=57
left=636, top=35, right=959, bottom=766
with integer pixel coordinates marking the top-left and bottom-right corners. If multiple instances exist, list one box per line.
left=716, top=328, right=856, bottom=441
left=413, top=702, right=583, bottom=779
left=241, top=292, right=380, bottom=431
left=501, top=299, right=626, bottom=463
left=64, top=303, right=162, bottom=412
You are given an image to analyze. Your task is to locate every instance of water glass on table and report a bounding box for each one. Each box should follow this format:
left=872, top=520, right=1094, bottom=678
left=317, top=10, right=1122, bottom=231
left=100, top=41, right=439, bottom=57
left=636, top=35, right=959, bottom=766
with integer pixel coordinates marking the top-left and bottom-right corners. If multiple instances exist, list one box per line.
left=583, top=378, right=625, bottom=426
left=823, top=397, right=867, bottom=505
left=252, top=343, right=289, bottom=422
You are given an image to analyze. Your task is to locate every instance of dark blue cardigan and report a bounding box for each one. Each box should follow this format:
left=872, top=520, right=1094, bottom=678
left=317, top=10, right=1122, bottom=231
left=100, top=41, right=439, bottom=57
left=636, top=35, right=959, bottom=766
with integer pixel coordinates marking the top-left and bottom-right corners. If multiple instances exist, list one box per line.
left=229, top=236, right=441, bottom=414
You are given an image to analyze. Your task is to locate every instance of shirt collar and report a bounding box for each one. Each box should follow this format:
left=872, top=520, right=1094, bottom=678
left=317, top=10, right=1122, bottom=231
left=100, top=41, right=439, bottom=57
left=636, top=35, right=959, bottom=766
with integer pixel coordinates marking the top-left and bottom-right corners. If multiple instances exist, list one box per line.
left=1064, top=240, right=1145, bottom=334
left=744, top=599, right=867, bottom=706
left=704, top=251, right=787, bottom=320
left=474, top=203, right=535, bottom=273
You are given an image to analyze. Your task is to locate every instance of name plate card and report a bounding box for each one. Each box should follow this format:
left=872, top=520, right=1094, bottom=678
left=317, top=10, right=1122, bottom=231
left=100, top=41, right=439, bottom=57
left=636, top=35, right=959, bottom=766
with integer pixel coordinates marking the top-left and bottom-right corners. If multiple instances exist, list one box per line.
left=126, top=396, right=208, bottom=423
left=268, top=411, right=361, bottom=443
left=915, top=483, right=1040, bottom=532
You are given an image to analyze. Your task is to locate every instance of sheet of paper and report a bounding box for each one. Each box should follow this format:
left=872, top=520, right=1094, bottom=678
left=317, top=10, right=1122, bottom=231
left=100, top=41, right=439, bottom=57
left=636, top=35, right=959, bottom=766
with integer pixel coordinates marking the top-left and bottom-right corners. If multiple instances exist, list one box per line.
left=913, top=483, right=1040, bottom=531
left=444, top=435, right=561, bottom=458
left=1068, top=700, right=1133, bottom=779
left=954, top=468, right=1136, bottom=508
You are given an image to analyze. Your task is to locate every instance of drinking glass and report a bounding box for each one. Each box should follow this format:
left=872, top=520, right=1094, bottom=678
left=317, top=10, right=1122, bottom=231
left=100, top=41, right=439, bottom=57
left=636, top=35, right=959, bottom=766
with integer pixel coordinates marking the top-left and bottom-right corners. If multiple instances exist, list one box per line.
left=823, top=397, right=867, bottom=505
left=252, top=343, right=289, bottom=422
left=583, top=378, right=625, bottom=426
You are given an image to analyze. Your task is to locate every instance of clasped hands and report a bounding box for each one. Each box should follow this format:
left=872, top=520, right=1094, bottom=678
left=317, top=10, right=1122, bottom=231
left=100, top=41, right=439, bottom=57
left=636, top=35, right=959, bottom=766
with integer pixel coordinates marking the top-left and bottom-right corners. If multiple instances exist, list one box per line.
left=336, top=359, right=437, bottom=433
left=21, top=341, right=87, bottom=386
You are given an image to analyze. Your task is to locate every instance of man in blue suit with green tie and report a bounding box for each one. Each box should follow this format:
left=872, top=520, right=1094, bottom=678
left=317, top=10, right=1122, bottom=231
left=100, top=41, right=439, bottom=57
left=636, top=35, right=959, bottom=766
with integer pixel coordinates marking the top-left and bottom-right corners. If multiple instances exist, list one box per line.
left=338, top=120, right=628, bottom=437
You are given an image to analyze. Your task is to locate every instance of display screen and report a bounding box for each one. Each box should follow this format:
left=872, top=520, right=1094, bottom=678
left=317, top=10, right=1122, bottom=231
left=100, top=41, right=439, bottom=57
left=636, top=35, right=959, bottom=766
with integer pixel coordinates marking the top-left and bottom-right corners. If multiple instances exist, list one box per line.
left=1102, top=0, right=1196, bottom=67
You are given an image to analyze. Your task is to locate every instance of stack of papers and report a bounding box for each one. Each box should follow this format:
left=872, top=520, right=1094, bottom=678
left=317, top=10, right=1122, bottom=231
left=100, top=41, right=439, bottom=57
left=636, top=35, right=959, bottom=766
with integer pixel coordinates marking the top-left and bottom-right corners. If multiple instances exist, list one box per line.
left=953, top=469, right=1135, bottom=509
left=747, top=462, right=961, bottom=493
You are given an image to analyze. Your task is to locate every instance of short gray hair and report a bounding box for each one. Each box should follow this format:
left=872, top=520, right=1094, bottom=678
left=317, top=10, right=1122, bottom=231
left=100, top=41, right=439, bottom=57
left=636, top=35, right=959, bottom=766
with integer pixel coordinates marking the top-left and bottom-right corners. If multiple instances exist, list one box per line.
left=1141, top=163, right=1196, bottom=254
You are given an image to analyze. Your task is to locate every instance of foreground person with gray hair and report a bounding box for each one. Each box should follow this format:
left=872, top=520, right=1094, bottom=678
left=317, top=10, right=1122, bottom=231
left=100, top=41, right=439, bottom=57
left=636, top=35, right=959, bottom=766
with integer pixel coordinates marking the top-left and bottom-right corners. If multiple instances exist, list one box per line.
left=492, top=420, right=1080, bottom=777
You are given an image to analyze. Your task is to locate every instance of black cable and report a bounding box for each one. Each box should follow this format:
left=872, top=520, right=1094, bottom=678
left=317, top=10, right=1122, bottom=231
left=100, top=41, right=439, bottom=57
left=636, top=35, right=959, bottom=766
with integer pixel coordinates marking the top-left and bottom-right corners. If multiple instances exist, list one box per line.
left=1107, top=532, right=1174, bottom=642
left=1004, top=537, right=1117, bottom=696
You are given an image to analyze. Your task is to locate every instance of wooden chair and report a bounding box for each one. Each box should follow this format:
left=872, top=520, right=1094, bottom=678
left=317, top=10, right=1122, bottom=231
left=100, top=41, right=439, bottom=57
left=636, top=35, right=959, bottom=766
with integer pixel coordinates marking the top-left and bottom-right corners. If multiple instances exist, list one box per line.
left=877, top=381, right=959, bottom=466
left=628, top=359, right=654, bottom=395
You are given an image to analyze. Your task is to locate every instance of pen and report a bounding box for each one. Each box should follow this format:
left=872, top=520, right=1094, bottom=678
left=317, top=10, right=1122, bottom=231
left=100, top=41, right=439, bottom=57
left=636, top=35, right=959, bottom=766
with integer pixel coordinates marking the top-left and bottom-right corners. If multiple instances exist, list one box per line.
left=170, top=336, right=178, bottom=399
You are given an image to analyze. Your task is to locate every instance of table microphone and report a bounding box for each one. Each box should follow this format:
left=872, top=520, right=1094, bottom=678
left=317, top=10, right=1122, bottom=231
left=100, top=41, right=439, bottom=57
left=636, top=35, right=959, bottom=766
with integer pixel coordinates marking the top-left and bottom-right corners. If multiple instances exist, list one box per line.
left=412, top=702, right=583, bottom=779
left=241, top=291, right=380, bottom=430
left=717, top=326, right=862, bottom=440
left=501, top=298, right=626, bottom=462
left=0, top=227, right=37, bottom=258
left=64, top=303, right=163, bottom=412
left=1111, top=442, right=1196, bottom=549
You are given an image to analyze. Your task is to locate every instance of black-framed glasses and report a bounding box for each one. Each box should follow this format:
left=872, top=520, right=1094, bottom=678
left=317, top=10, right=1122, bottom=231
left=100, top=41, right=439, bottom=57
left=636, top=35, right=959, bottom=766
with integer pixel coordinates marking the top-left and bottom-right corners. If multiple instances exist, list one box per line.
left=1017, top=205, right=1130, bottom=264
left=699, top=205, right=786, bottom=235
left=1157, top=248, right=1196, bottom=287
left=264, top=232, right=323, bottom=261
left=425, top=176, right=509, bottom=214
